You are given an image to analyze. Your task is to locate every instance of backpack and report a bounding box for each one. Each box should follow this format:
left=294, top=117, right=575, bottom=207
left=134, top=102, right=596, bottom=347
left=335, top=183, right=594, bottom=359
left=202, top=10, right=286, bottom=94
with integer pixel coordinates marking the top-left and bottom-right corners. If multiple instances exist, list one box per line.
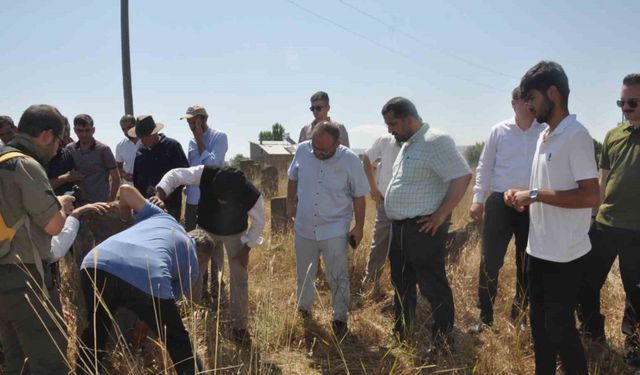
left=0, top=150, right=50, bottom=298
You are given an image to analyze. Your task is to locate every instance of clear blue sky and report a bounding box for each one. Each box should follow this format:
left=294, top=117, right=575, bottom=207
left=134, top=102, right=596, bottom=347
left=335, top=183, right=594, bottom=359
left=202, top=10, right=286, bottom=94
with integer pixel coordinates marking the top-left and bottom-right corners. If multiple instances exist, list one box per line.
left=1, top=0, right=636, bottom=157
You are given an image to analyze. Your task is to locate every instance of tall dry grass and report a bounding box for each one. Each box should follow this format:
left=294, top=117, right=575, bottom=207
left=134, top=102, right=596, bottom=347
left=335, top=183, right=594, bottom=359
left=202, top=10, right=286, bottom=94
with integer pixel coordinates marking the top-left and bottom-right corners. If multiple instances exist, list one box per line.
left=2, top=178, right=636, bottom=375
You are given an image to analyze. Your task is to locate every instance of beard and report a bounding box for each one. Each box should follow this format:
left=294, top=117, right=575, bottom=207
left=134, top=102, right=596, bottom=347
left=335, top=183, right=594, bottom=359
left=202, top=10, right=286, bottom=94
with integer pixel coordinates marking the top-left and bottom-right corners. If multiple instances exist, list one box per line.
left=534, top=95, right=555, bottom=124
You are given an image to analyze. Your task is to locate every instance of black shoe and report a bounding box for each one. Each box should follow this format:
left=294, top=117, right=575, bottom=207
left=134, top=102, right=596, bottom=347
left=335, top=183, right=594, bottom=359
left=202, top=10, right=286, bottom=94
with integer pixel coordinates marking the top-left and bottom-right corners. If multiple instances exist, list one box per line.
left=468, top=319, right=493, bottom=334
left=332, top=320, right=348, bottom=340
left=298, top=309, right=312, bottom=321
left=231, top=328, right=252, bottom=346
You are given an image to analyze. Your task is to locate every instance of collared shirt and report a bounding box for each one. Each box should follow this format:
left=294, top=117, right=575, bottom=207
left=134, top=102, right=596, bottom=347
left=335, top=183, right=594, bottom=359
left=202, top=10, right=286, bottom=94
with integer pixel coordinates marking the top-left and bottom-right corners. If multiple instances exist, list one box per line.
left=472, top=117, right=546, bottom=203
left=81, top=202, right=198, bottom=300
left=0, top=135, right=61, bottom=265
left=527, top=115, right=598, bottom=262
left=298, top=118, right=350, bottom=147
left=596, top=124, right=640, bottom=231
left=186, top=128, right=228, bottom=205
left=66, top=139, right=117, bottom=203
left=46, top=146, right=76, bottom=195
left=385, top=123, right=471, bottom=220
left=365, top=134, right=402, bottom=192
left=115, top=137, right=141, bottom=175
left=133, top=134, right=189, bottom=211
left=288, top=141, right=369, bottom=241
left=157, top=165, right=265, bottom=247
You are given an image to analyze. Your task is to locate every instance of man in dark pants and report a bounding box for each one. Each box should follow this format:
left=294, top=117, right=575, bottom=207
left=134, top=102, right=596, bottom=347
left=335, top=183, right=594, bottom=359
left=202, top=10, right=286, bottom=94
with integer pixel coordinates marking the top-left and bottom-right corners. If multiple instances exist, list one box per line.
left=131, top=115, right=189, bottom=221
left=76, top=185, right=212, bottom=375
left=382, top=97, right=471, bottom=351
left=469, top=87, right=544, bottom=332
left=506, top=61, right=599, bottom=375
left=577, top=73, right=640, bottom=364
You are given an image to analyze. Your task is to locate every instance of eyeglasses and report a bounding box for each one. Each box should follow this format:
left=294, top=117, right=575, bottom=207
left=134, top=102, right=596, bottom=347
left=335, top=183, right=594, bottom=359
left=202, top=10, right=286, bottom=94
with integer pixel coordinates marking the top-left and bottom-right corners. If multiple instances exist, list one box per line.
left=309, top=105, right=326, bottom=112
left=617, top=98, right=639, bottom=109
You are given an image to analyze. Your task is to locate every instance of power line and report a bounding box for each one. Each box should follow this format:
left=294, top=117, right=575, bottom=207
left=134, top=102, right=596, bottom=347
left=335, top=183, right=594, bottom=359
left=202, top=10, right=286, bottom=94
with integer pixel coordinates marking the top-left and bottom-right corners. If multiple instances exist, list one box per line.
left=339, top=0, right=516, bottom=79
left=284, top=0, right=509, bottom=93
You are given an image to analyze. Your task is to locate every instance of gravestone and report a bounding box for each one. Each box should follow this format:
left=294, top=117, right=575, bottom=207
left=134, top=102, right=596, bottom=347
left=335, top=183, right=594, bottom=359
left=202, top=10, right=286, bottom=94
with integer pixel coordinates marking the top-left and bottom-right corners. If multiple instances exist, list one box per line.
left=261, top=166, right=279, bottom=198
left=270, top=197, right=288, bottom=234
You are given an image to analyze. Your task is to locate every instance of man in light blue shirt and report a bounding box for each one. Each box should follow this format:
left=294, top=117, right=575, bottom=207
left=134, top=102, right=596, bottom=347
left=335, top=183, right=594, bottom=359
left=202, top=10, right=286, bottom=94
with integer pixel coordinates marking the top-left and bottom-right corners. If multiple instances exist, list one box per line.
left=383, top=97, right=471, bottom=352
left=181, top=105, right=228, bottom=231
left=287, top=121, right=369, bottom=338
left=76, top=185, right=214, bottom=375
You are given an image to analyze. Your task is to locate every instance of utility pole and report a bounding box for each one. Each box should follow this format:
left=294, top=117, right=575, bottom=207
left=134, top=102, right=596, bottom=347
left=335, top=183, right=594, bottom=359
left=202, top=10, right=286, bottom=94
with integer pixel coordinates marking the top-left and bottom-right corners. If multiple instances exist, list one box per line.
left=121, top=0, right=134, bottom=115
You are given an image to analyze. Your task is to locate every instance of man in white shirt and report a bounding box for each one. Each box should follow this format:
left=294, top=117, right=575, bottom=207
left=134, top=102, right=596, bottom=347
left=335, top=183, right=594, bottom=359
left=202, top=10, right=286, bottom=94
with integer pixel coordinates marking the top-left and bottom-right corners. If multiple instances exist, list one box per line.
left=469, top=87, right=545, bottom=332
left=505, top=61, right=599, bottom=375
left=155, top=164, right=264, bottom=345
left=361, top=133, right=401, bottom=285
left=115, top=114, right=140, bottom=184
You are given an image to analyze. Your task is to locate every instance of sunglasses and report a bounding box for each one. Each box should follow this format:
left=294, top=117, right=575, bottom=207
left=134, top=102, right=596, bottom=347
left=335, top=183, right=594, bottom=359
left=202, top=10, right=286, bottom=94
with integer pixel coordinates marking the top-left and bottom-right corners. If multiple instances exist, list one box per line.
left=617, top=98, right=639, bottom=109
left=309, top=105, right=326, bottom=112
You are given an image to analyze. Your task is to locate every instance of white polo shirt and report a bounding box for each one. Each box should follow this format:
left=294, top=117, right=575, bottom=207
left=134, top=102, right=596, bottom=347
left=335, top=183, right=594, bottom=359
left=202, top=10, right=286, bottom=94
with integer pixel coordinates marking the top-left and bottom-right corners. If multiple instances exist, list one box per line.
left=527, top=115, right=598, bottom=263
left=365, top=134, right=402, bottom=193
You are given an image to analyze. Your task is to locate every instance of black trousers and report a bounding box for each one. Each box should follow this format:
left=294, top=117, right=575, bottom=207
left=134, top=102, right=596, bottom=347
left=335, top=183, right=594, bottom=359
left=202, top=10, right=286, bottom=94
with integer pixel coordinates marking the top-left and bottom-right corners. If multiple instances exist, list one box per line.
left=389, top=217, right=453, bottom=344
left=529, top=254, right=588, bottom=375
left=578, top=222, right=640, bottom=341
left=477, top=192, right=529, bottom=323
left=76, top=269, right=200, bottom=375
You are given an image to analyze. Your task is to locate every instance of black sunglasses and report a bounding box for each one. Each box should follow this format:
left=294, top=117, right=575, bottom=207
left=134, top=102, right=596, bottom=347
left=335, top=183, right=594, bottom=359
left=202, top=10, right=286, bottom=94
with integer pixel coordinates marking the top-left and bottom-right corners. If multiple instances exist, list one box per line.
left=309, top=105, right=325, bottom=112
left=617, top=98, right=639, bottom=108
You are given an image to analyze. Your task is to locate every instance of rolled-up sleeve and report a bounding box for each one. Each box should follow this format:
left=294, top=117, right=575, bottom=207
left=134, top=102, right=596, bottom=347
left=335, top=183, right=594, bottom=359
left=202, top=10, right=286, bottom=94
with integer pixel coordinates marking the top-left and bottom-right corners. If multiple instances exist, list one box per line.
left=50, top=216, right=80, bottom=261
left=241, top=195, right=265, bottom=248
left=349, top=156, right=370, bottom=198
left=157, top=165, right=204, bottom=196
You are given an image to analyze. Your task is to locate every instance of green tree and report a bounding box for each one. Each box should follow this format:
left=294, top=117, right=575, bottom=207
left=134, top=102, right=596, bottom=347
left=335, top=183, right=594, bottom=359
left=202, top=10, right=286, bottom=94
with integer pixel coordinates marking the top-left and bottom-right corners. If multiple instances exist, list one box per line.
left=228, top=153, right=249, bottom=168
left=464, top=142, right=484, bottom=168
left=259, top=131, right=273, bottom=142
left=271, top=123, right=285, bottom=141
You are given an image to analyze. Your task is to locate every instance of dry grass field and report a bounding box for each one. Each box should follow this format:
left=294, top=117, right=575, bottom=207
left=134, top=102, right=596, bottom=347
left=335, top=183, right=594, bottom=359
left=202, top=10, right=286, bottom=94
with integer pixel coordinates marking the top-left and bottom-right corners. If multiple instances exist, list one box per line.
left=3, top=179, right=638, bottom=375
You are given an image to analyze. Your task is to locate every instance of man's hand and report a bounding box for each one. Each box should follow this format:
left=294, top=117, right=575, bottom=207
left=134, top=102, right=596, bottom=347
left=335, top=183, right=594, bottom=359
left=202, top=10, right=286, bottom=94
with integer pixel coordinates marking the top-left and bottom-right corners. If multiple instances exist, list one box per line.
left=149, top=196, right=166, bottom=210
left=71, top=202, right=110, bottom=218
left=417, top=211, right=447, bottom=236
left=348, top=226, right=364, bottom=249
left=503, top=189, right=520, bottom=207
left=121, top=171, right=133, bottom=181
left=512, top=190, right=533, bottom=212
left=191, top=122, right=204, bottom=140
left=469, top=202, right=484, bottom=222
left=287, top=204, right=296, bottom=224
left=237, top=244, right=251, bottom=269
left=57, top=195, right=75, bottom=216
left=60, top=169, right=84, bottom=184
left=370, top=187, right=384, bottom=203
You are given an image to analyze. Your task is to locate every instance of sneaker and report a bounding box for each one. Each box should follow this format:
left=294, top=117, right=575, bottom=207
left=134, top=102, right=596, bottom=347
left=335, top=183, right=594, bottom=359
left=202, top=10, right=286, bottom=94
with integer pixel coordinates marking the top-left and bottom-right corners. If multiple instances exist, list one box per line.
left=468, top=319, right=493, bottom=334
left=332, top=320, right=348, bottom=340
left=231, top=328, right=252, bottom=346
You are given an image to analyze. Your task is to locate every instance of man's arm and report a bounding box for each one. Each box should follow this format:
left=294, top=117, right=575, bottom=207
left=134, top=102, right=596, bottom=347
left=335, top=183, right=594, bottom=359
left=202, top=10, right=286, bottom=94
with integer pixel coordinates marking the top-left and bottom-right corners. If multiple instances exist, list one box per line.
left=509, top=178, right=600, bottom=210
left=49, top=169, right=83, bottom=190
left=348, top=196, right=366, bottom=248
left=286, top=179, right=298, bottom=223
left=241, top=195, right=266, bottom=248
left=117, top=184, right=147, bottom=222
left=108, top=168, right=121, bottom=201
left=470, top=130, right=497, bottom=221
left=362, top=155, right=383, bottom=203
left=43, top=195, right=75, bottom=236
left=598, top=168, right=610, bottom=205
left=419, top=173, right=472, bottom=235
left=155, top=166, right=204, bottom=200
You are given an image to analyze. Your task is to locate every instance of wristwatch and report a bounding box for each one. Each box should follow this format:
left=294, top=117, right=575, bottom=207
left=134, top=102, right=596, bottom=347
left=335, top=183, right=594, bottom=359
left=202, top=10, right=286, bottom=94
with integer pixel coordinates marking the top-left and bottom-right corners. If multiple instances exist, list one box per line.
left=529, top=189, right=539, bottom=201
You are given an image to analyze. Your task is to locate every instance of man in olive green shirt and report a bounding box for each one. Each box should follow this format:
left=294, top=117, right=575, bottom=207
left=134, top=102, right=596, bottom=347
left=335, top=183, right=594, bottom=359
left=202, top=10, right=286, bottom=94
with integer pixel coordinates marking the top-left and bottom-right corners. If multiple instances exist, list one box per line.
left=0, top=104, right=74, bottom=375
left=578, top=73, right=640, bottom=365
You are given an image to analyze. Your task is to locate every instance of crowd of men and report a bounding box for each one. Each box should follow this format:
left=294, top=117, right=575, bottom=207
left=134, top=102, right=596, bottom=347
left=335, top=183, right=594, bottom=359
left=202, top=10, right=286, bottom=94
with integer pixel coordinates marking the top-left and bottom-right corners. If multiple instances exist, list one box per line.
left=0, top=62, right=639, bottom=375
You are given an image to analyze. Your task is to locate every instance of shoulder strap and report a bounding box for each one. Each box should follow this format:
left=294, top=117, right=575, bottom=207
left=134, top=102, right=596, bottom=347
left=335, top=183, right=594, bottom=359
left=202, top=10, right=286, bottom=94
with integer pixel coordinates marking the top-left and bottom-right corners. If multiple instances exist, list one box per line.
left=0, top=151, right=26, bottom=164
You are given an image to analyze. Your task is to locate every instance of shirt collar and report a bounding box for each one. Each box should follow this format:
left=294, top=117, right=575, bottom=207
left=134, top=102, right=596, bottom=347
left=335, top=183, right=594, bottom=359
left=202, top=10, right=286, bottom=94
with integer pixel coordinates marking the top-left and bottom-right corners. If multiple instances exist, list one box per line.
left=9, top=133, right=50, bottom=164
left=545, top=114, right=576, bottom=139
left=406, top=122, right=429, bottom=145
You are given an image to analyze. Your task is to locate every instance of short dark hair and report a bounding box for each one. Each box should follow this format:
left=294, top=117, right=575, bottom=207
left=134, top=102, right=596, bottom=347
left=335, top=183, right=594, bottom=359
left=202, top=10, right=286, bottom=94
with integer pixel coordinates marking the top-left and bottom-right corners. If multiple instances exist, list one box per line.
left=312, top=121, right=340, bottom=142
left=381, top=97, right=421, bottom=120
left=0, top=115, right=15, bottom=129
left=310, top=91, right=329, bottom=103
left=120, top=114, right=135, bottom=126
left=520, top=61, right=570, bottom=106
left=17, top=104, right=65, bottom=137
left=623, top=73, right=640, bottom=86
left=512, top=86, right=522, bottom=100
left=188, top=229, right=215, bottom=259
left=74, top=114, right=94, bottom=127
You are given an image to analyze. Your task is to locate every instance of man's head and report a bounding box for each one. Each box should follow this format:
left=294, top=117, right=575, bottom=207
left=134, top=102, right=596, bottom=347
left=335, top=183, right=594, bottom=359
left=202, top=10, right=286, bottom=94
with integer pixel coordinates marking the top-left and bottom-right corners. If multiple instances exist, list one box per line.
left=519, top=61, right=570, bottom=124
left=188, top=229, right=216, bottom=265
left=17, top=105, right=65, bottom=161
left=61, top=116, right=74, bottom=145
left=73, top=114, right=96, bottom=143
left=511, top=86, right=533, bottom=124
left=120, top=114, right=136, bottom=140
left=381, top=97, right=422, bottom=142
left=180, top=105, right=208, bottom=133
left=311, top=121, right=340, bottom=160
left=129, top=115, right=164, bottom=148
left=619, top=73, right=640, bottom=125
left=0, top=115, right=17, bottom=144
left=310, top=91, right=330, bottom=122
